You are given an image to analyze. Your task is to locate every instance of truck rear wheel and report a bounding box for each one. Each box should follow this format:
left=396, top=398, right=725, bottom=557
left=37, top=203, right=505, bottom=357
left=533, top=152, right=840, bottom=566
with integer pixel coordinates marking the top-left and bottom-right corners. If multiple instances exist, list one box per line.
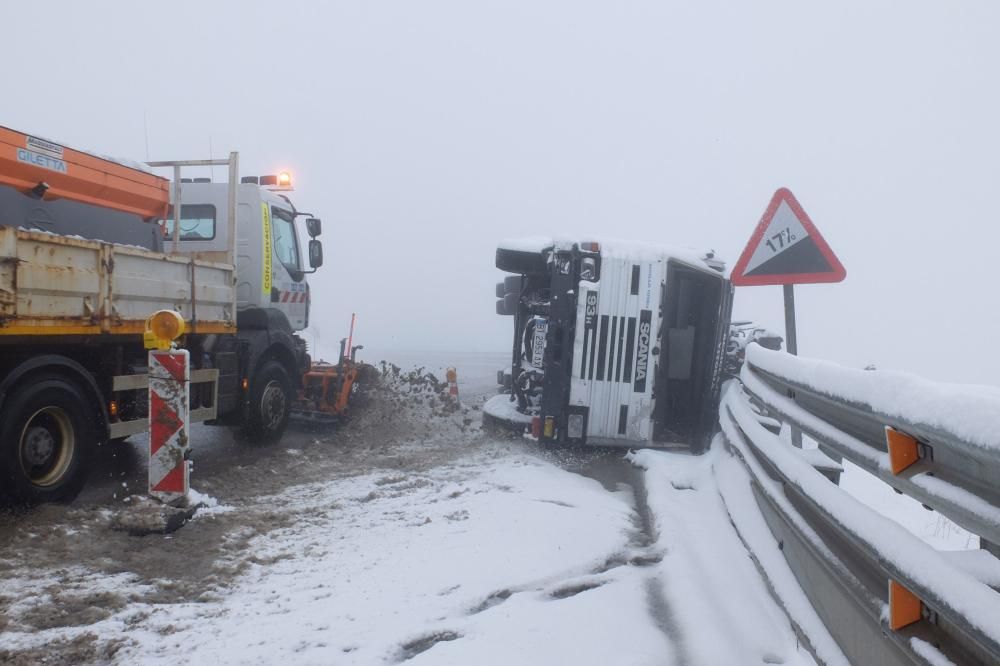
left=0, top=375, right=94, bottom=505
left=244, top=360, right=293, bottom=443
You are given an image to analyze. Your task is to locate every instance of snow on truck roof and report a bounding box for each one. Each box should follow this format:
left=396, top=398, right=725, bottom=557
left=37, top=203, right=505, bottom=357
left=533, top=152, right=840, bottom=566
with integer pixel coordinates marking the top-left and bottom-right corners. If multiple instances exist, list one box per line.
left=498, top=236, right=729, bottom=277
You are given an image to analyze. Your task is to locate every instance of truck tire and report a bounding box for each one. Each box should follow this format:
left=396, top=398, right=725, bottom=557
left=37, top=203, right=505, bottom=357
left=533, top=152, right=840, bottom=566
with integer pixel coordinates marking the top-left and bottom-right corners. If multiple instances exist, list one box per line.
left=503, top=275, right=523, bottom=294
left=496, top=294, right=519, bottom=316
left=496, top=247, right=546, bottom=275
left=245, top=360, right=293, bottom=442
left=0, top=374, right=94, bottom=505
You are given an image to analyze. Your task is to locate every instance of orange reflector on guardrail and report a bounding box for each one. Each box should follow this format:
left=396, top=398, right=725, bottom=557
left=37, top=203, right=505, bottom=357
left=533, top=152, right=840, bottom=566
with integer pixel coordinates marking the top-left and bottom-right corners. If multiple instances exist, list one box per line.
left=885, top=426, right=920, bottom=474
left=888, top=580, right=922, bottom=630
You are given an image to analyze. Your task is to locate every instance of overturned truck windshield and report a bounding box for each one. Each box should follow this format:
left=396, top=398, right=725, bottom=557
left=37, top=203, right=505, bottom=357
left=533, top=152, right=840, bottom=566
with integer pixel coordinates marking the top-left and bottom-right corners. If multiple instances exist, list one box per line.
left=485, top=238, right=733, bottom=452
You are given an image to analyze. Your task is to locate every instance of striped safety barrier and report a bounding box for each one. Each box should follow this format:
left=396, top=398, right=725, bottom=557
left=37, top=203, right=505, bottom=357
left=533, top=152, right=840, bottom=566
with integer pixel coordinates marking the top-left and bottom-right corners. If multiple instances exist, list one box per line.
left=148, top=349, right=190, bottom=504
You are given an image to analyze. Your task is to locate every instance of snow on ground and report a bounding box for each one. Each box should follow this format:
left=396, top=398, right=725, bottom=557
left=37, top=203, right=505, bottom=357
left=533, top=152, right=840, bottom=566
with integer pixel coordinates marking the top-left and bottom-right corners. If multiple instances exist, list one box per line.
left=631, top=445, right=822, bottom=666
left=0, top=426, right=820, bottom=664
left=10, top=349, right=974, bottom=665
left=1, top=445, right=672, bottom=664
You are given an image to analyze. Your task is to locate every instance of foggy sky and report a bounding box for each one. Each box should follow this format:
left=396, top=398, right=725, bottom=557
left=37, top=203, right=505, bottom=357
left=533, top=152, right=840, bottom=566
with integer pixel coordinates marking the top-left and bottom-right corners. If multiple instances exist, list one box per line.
left=4, top=1, right=998, bottom=384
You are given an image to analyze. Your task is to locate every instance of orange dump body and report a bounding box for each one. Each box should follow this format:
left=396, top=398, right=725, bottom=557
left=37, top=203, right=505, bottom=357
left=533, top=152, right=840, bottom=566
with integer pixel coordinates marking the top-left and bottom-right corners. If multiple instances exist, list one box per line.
left=0, top=125, right=169, bottom=220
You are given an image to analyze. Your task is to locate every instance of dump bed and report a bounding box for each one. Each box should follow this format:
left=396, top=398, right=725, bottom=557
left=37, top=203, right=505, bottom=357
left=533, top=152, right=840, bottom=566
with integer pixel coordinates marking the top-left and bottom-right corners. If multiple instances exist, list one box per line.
left=0, top=226, right=234, bottom=337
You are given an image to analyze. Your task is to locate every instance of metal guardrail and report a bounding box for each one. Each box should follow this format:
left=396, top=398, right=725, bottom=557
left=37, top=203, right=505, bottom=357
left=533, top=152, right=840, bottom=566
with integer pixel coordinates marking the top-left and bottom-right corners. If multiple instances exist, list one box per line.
left=721, top=344, right=1000, bottom=666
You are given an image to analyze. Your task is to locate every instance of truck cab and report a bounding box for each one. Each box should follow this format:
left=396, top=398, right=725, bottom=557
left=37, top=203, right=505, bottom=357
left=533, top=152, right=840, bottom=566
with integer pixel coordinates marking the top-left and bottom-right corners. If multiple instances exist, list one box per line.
left=486, top=238, right=733, bottom=452
left=163, top=178, right=322, bottom=332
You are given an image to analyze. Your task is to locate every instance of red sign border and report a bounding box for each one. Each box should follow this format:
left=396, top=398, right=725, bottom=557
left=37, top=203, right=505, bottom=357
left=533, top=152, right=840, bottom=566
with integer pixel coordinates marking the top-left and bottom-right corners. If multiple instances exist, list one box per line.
left=731, top=188, right=846, bottom=286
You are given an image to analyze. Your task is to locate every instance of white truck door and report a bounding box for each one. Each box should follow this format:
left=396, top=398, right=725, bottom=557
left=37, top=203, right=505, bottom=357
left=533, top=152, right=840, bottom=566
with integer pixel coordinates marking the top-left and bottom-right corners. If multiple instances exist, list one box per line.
left=264, top=203, right=308, bottom=331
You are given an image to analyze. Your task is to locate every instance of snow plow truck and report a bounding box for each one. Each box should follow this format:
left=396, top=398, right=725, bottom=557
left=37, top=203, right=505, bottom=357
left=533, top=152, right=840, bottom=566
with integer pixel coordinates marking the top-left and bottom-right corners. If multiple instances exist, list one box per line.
left=0, top=126, right=363, bottom=505
left=485, top=238, right=735, bottom=452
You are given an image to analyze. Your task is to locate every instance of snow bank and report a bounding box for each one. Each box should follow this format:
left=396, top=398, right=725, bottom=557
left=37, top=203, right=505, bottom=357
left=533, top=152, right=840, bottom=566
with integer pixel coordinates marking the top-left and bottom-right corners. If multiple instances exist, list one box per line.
left=629, top=446, right=821, bottom=665
left=483, top=393, right=532, bottom=424
left=713, top=444, right=850, bottom=666
left=746, top=345, right=1000, bottom=453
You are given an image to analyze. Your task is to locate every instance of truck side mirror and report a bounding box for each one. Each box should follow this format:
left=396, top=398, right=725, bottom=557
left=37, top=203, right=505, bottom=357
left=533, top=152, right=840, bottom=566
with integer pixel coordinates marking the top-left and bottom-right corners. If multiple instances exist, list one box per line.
left=308, top=239, right=324, bottom=268
left=305, top=218, right=322, bottom=238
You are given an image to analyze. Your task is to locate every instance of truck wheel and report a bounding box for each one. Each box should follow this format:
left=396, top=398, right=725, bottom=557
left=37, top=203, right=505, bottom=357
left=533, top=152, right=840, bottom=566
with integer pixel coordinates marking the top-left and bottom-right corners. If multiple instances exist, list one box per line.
left=496, top=248, right=546, bottom=275
left=245, top=361, right=293, bottom=442
left=503, top=275, right=523, bottom=294
left=0, top=375, right=94, bottom=505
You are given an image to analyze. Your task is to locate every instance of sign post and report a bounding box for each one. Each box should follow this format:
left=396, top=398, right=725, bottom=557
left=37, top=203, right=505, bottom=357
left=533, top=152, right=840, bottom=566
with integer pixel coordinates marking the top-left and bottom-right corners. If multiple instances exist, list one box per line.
left=731, top=188, right=845, bottom=447
left=783, top=284, right=797, bottom=356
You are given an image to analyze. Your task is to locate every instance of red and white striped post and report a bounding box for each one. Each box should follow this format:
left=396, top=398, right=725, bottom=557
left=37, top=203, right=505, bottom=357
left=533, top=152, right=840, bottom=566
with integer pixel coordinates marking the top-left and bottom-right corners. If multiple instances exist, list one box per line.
left=446, top=367, right=459, bottom=404
left=148, top=348, right=190, bottom=505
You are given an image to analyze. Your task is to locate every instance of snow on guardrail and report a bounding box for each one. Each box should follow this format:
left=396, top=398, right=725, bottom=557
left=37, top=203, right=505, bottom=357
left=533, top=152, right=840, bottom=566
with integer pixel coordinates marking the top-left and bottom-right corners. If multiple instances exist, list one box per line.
left=742, top=345, right=1000, bottom=549
left=745, top=344, right=1000, bottom=454
left=723, top=346, right=1000, bottom=666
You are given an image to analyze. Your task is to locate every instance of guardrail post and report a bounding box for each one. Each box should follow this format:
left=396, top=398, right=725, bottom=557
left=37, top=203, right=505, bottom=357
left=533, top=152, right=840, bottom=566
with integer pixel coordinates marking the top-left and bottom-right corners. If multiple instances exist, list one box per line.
left=148, top=348, right=190, bottom=505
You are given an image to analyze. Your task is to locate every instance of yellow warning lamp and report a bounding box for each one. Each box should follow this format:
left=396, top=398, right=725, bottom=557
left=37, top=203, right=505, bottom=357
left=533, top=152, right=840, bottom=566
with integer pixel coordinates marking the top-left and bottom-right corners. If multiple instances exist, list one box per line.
left=144, top=310, right=186, bottom=350
left=278, top=171, right=292, bottom=187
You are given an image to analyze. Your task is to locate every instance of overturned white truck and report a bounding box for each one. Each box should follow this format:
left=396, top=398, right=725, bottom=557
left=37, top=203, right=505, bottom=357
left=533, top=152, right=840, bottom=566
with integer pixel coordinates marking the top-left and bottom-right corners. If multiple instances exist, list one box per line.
left=485, top=238, right=734, bottom=452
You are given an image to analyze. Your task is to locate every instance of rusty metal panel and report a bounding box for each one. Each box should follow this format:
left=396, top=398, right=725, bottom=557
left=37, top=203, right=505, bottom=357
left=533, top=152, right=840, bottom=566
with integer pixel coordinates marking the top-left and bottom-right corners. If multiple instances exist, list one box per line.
left=110, top=247, right=233, bottom=327
left=0, top=228, right=16, bottom=317
left=14, top=230, right=103, bottom=322
left=0, top=228, right=235, bottom=335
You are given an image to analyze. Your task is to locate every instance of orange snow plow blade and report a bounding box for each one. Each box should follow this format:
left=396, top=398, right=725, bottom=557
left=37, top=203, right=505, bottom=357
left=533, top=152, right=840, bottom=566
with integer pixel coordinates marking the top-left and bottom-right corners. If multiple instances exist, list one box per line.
left=296, top=361, right=360, bottom=419
left=0, top=125, right=169, bottom=220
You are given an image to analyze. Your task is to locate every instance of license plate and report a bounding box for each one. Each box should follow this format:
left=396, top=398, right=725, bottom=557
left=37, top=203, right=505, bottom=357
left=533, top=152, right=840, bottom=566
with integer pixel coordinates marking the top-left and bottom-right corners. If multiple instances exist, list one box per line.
left=531, top=320, right=548, bottom=368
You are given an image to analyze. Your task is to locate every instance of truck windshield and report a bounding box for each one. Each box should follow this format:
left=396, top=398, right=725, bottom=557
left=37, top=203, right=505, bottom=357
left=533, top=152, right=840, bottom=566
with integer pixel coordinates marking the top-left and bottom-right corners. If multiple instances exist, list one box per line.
left=162, top=204, right=216, bottom=240
left=271, top=206, right=300, bottom=275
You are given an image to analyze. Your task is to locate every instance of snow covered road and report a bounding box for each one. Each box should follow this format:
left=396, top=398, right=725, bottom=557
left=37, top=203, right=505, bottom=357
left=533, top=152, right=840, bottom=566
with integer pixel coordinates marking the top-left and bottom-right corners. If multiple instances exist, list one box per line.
left=0, top=359, right=819, bottom=665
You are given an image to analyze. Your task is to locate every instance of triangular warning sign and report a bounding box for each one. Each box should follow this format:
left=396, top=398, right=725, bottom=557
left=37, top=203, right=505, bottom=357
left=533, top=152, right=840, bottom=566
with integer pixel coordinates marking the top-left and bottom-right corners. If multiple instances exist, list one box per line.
left=731, top=188, right=846, bottom=286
